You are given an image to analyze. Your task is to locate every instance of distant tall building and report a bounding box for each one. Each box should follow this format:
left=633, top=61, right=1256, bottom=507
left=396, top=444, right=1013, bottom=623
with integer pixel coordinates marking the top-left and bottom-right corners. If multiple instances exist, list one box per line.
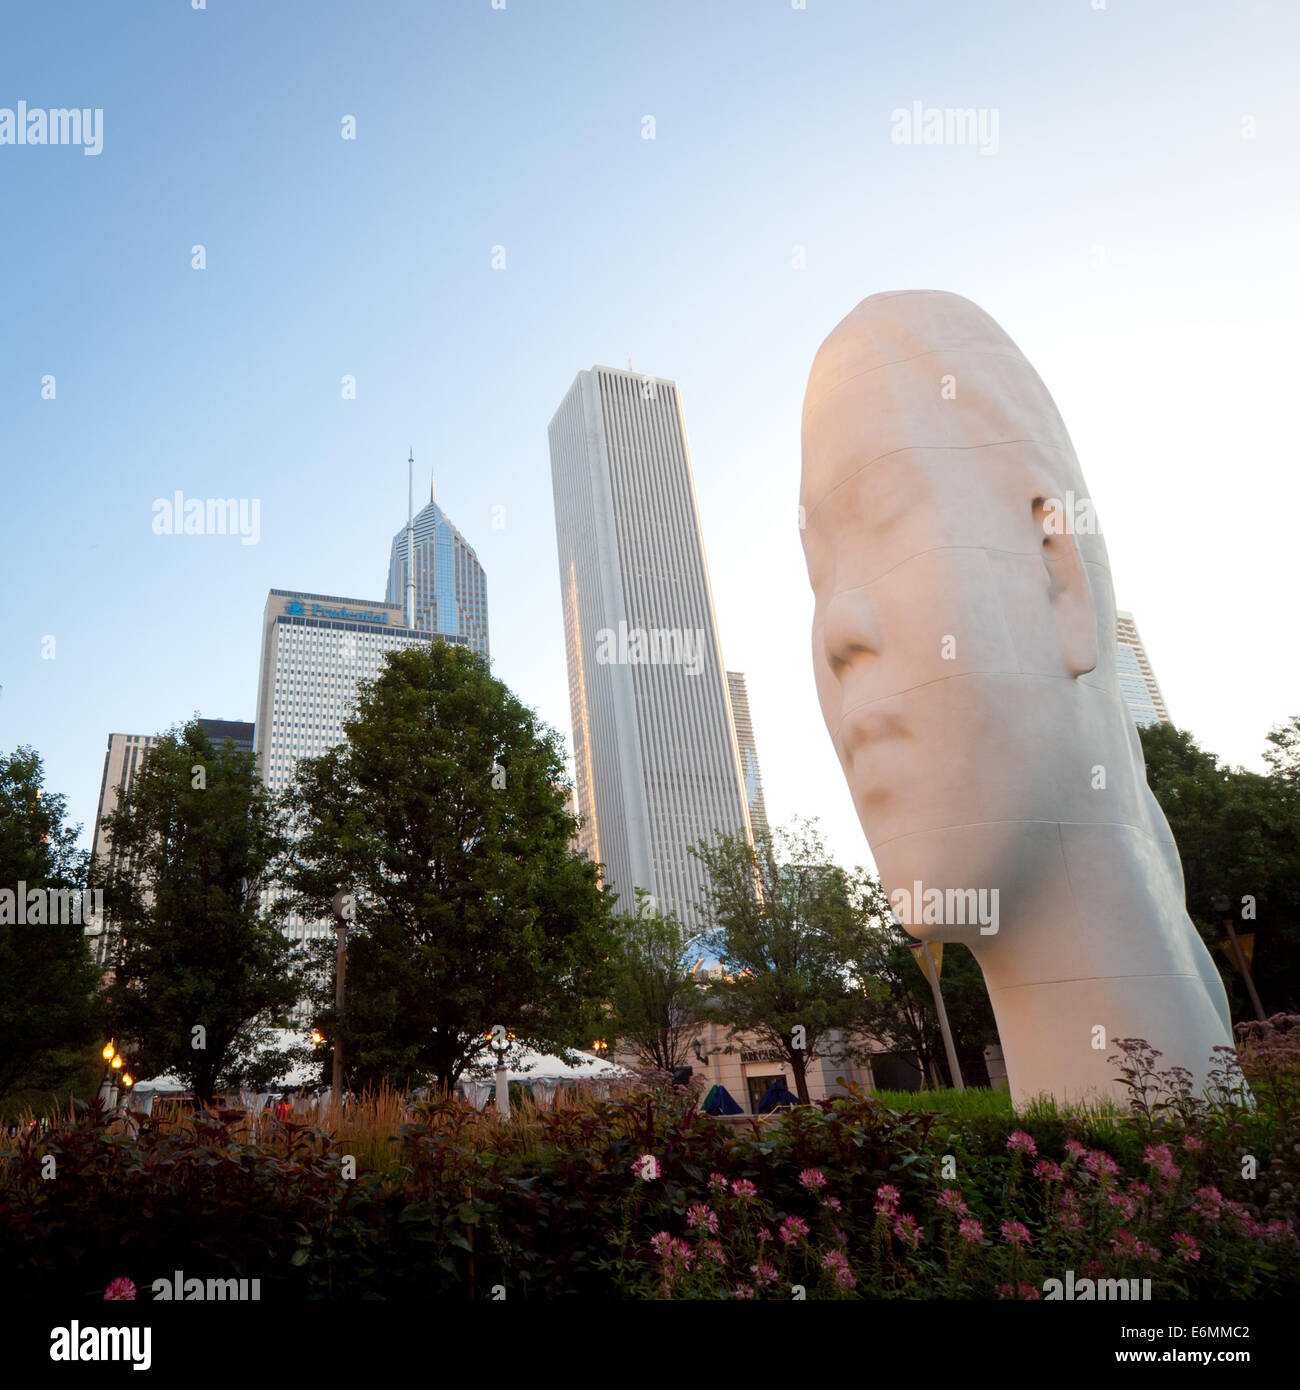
left=726, top=672, right=769, bottom=841
left=1115, top=610, right=1170, bottom=728
left=89, top=718, right=254, bottom=964
left=253, top=590, right=430, bottom=940
left=548, top=365, right=752, bottom=928
left=385, top=473, right=489, bottom=659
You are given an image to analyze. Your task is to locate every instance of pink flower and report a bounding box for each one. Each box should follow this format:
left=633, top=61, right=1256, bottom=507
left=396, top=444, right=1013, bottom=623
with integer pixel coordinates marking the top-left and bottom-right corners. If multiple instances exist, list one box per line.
left=823, top=1195, right=843, bottom=1213
left=701, top=1239, right=727, bottom=1264
left=1263, top=1221, right=1296, bottom=1246
left=893, top=1213, right=923, bottom=1248
left=631, top=1154, right=660, bottom=1181
left=1111, top=1229, right=1161, bottom=1262
left=687, top=1203, right=719, bottom=1234
left=757, top=1226, right=772, bottom=1243
left=938, top=1188, right=969, bottom=1214
left=779, top=1215, right=810, bottom=1246
left=1064, top=1139, right=1087, bottom=1159
left=1084, top=1150, right=1120, bottom=1179
left=957, top=1217, right=986, bottom=1246
left=996, top=1281, right=1041, bottom=1300
left=874, top=1184, right=901, bottom=1216
left=821, top=1248, right=857, bottom=1289
left=1006, top=1131, right=1038, bottom=1156
left=1128, top=1181, right=1152, bottom=1199
left=1107, top=1191, right=1137, bottom=1221
left=749, top=1260, right=778, bottom=1285
left=798, top=1167, right=828, bottom=1191
left=1181, top=1135, right=1204, bottom=1154
left=1000, top=1220, right=1032, bottom=1249
left=730, top=1178, right=758, bottom=1201
left=1143, top=1142, right=1181, bottom=1184
left=103, top=1278, right=136, bottom=1301
left=651, top=1232, right=693, bottom=1266
left=708, top=1172, right=729, bottom=1194
left=1192, top=1186, right=1224, bottom=1222
left=1171, top=1232, right=1201, bottom=1264
left=1032, top=1160, right=1063, bottom=1182
left=732, top=1283, right=756, bottom=1299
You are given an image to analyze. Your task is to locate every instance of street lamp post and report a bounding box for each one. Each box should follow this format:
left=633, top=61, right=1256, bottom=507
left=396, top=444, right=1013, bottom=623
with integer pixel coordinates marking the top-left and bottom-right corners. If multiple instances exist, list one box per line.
left=486, top=1027, right=515, bottom=1120
left=329, top=890, right=355, bottom=1110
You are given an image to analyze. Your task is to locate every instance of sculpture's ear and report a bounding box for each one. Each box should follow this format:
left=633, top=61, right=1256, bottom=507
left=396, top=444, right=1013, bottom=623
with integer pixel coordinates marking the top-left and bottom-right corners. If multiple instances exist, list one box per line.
left=1032, top=496, right=1098, bottom=677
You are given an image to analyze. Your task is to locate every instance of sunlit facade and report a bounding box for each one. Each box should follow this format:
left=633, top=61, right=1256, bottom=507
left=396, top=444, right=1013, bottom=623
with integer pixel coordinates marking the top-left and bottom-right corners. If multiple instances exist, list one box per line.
left=548, top=366, right=752, bottom=929
left=1115, top=610, right=1170, bottom=728
left=385, top=479, right=489, bottom=659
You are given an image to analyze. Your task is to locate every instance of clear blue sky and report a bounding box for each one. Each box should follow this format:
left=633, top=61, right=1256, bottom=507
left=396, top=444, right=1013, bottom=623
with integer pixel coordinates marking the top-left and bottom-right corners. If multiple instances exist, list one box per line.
left=2, top=0, right=1297, bottom=869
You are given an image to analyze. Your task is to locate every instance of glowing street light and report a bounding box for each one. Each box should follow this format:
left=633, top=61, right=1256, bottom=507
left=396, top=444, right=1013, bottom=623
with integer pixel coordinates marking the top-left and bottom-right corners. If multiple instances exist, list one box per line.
left=485, top=1027, right=516, bottom=1120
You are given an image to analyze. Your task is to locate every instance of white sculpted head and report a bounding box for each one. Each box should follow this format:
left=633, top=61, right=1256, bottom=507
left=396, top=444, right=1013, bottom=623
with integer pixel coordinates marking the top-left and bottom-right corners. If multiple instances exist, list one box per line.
left=800, top=290, right=1233, bottom=1107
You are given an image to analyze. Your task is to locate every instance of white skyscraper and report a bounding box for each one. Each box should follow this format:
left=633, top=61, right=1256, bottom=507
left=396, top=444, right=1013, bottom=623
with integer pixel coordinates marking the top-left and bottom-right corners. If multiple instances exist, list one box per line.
left=727, top=671, right=769, bottom=841
left=548, top=366, right=752, bottom=928
left=1115, top=610, right=1170, bottom=728
left=254, top=589, right=430, bottom=940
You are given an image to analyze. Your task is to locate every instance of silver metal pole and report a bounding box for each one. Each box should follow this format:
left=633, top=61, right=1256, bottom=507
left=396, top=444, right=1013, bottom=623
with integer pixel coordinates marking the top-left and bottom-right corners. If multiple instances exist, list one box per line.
left=923, top=941, right=965, bottom=1092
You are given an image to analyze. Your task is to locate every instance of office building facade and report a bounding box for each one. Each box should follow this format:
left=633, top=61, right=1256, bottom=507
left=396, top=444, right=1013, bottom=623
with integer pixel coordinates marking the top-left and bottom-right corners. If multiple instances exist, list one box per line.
left=384, top=477, right=489, bottom=659
left=254, top=590, right=431, bottom=940
left=88, top=718, right=255, bottom=965
left=726, top=671, right=769, bottom=841
left=1115, top=610, right=1170, bottom=728
left=548, top=366, right=752, bottom=928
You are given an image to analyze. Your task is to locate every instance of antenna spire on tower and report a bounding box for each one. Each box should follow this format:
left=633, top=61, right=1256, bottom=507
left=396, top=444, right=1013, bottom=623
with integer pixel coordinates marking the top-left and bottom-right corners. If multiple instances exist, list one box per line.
left=404, top=449, right=416, bottom=629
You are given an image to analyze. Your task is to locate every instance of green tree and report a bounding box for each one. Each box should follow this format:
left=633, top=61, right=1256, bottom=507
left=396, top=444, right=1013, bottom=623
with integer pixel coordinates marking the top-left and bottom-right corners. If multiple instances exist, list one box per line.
left=608, top=891, right=703, bottom=1073
left=1140, top=719, right=1300, bottom=1017
left=850, top=912, right=999, bottom=1089
left=285, top=642, right=616, bottom=1094
left=693, top=820, right=887, bottom=1104
left=95, top=721, right=302, bottom=1103
left=0, top=748, right=102, bottom=1111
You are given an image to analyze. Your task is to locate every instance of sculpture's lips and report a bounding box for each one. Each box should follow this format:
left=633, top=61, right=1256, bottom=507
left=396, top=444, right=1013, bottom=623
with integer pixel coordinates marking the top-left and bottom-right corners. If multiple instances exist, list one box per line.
left=838, top=701, right=908, bottom=758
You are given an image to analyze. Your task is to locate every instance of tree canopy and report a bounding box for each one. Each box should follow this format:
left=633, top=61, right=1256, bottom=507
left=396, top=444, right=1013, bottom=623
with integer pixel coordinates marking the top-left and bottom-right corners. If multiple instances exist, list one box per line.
left=96, top=721, right=302, bottom=1102
left=1141, top=717, right=1300, bottom=1017
left=0, top=747, right=102, bottom=1109
left=285, top=641, right=616, bottom=1093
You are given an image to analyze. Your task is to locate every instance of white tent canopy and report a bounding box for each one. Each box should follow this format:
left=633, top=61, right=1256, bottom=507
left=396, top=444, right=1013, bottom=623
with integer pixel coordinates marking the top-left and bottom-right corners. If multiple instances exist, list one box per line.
left=130, top=1031, right=627, bottom=1096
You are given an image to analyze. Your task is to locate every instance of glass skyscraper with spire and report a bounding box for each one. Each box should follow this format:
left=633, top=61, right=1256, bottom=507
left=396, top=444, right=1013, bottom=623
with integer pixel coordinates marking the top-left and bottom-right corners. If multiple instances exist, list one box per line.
left=385, top=474, right=489, bottom=659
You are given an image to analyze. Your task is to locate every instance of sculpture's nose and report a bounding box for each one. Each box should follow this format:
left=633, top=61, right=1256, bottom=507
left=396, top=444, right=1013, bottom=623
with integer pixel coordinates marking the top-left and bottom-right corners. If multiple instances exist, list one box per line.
left=822, top=588, right=883, bottom=680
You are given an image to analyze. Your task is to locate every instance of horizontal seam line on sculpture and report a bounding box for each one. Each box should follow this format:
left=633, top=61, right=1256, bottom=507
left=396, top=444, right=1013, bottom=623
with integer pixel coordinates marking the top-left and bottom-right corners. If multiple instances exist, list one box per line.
left=812, top=347, right=1032, bottom=394
left=816, top=540, right=1108, bottom=597
left=870, top=816, right=1164, bottom=852
left=831, top=669, right=1119, bottom=736
left=804, top=437, right=1074, bottom=524
left=990, top=972, right=1212, bottom=991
